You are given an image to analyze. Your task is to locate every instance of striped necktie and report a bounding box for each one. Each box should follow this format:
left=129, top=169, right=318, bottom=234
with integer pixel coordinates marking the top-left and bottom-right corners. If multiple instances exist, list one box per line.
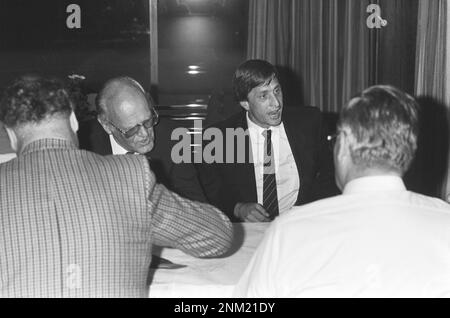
left=262, top=129, right=279, bottom=219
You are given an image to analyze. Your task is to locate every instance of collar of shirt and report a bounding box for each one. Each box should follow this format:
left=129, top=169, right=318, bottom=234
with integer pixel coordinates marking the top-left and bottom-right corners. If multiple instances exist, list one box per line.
left=246, top=112, right=282, bottom=138
left=109, top=135, right=133, bottom=155
left=246, top=112, right=282, bottom=166
left=343, top=175, right=406, bottom=195
left=21, top=138, right=78, bottom=155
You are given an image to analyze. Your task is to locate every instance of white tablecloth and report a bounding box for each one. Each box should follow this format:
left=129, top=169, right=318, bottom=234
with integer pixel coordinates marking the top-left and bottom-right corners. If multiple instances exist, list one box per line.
left=148, top=222, right=269, bottom=298
left=0, top=153, right=15, bottom=164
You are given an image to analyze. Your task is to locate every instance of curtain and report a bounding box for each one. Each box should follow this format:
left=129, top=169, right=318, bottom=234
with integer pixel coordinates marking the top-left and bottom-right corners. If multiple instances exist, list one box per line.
left=247, top=0, right=372, bottom=113
left=415, top=0, right=447, bottom=99
left=414, top=0, right=450, bottom=200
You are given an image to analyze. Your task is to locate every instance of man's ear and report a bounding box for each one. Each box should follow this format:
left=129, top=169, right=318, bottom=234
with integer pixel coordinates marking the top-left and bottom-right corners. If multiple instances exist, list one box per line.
left=5, top=126, right=18, bottom=152
left=69, top=111, right=79, bottom=133
left=97, top=115, right=112, bottom=135
left=336, top=130, right=351, bottom=162
left=239, top=100, right=249, bottom=111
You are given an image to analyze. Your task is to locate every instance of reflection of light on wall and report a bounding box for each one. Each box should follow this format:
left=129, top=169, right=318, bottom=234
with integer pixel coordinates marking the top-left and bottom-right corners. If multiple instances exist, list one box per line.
left=187, top=64, right=206, bottom=75
left=186, top=103, right=204, bottom=107
left=167, top=17, right=216, bottom=48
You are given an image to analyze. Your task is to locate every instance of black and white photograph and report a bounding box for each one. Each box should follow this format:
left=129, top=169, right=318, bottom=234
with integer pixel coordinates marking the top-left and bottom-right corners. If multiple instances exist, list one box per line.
left=0, top=0, right=449, bottom=301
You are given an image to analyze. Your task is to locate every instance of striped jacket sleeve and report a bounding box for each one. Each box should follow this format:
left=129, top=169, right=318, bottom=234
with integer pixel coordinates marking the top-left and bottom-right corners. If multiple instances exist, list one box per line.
left=140, top=156, right=233, bottom=257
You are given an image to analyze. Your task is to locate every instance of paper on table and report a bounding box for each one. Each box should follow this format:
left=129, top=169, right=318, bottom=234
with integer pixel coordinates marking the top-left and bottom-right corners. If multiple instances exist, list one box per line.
left=150, top=254, right=187, bottom=269
left=0, top=153, right=16, bottom=164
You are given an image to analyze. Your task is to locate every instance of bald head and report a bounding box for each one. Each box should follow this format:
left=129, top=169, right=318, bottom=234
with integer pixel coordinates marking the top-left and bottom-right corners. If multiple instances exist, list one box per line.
left=97, top=77, right=157, bottom=154
left=96, top=77, right=147, bottom=116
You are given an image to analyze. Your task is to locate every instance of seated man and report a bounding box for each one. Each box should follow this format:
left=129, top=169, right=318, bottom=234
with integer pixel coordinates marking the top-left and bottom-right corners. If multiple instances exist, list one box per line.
left=0, top=76, right=233, bottom=297
left=78, top=76, right=205, bottom=202
left=234, top=85, right=450, bottom=297
left=196, top=59, right=339, bottom=222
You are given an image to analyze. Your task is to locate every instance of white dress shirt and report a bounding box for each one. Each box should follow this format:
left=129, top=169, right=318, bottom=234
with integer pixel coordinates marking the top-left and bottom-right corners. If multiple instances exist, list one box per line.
left=246, top=113, right=299, bottom=214
left=234, top=176, right=450, bottom=297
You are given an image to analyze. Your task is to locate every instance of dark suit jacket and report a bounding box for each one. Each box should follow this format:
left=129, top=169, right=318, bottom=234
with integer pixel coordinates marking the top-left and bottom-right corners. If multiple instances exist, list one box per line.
left=196, top=107, right=340, bottom=221
left=77, top=118, right=206, bottom=202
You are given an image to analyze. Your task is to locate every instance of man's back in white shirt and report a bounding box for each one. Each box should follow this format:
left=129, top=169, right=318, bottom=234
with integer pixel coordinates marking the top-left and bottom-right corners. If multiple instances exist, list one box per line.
left=235, top=176, right=450, bottom=297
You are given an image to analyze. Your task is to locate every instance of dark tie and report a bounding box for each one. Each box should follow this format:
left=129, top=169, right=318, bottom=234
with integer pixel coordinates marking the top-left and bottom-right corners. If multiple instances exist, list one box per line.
left=262, top=129, right=279, bottom=219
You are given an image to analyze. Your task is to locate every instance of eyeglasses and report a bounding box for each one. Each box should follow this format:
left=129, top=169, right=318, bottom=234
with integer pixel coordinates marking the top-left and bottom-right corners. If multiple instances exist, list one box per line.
left=108, top=108, right=159, bottom=139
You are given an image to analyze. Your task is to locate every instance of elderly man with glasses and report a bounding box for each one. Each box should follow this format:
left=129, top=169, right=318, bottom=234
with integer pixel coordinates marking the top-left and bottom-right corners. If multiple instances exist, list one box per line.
left=96, top=77, right=159, bottom=156
left=78, top=76, right=206, bottom=202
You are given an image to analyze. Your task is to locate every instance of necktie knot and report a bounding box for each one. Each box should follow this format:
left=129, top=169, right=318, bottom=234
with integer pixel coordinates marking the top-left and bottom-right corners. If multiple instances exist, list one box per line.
left=263, top=129, right=273, bottom=160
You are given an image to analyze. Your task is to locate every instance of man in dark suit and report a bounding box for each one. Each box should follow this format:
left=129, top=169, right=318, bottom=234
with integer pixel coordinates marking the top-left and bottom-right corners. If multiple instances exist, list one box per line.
left=196, top=59, right=339, bottom=222
left=78, top=76, right=206, bottom=202
left=0, top=76, right=232, bottom=297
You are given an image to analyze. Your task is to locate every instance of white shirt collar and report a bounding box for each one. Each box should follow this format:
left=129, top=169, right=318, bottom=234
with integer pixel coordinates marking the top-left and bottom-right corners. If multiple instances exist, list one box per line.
left=343, top=175, right=406, bottom=195
left=246, top=112, right=282, bottom=137
left=109, top=135, right=131, bottom=155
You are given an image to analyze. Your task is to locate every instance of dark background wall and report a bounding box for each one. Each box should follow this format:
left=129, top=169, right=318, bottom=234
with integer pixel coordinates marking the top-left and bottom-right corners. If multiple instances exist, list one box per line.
left=0, top=0, right=151, bottom=92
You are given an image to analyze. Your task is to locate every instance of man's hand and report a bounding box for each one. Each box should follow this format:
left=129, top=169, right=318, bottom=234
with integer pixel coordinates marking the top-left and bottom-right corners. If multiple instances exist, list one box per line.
left=234, top=202, right=271, bottom=222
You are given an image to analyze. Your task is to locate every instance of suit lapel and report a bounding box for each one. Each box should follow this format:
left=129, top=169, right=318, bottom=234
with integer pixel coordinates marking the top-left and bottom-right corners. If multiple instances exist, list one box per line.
left=232, top=112, right=257, bottom=202
left=78, top=119, right=113, bottom=155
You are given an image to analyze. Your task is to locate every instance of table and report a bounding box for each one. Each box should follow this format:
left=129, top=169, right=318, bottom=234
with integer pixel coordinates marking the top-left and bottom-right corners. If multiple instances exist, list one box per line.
left=148, top=222, right=269, bottom=298
left=0, top=153, right=15, bottom=164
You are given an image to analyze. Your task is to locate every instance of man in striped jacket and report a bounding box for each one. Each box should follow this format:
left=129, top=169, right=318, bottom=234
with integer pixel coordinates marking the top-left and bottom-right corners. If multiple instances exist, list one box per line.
left=0, top=76, right=233, bottom=298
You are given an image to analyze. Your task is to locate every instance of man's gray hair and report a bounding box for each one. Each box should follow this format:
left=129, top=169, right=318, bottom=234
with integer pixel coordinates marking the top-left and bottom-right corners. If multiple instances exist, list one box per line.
left=0, top=76, right=72, bottom=127
left=338, top=85, right=419, bottom=174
